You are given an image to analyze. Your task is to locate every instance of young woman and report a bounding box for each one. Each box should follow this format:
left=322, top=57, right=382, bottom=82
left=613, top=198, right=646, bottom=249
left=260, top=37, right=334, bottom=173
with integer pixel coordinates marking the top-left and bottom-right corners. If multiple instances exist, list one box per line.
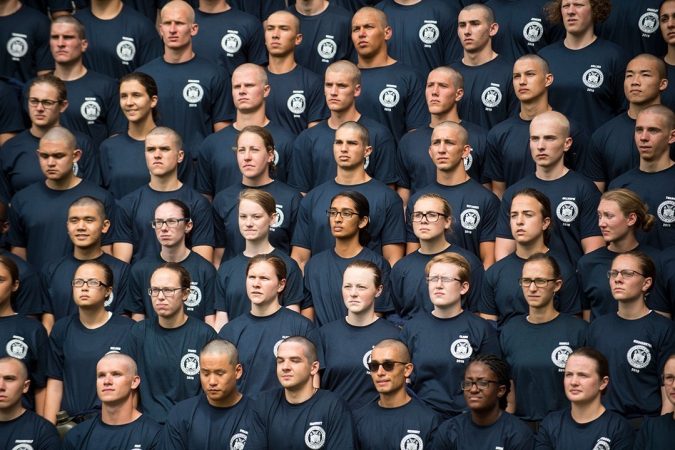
left=401, top=253, right=500, bottom=419
left=391, top=193, right=484, bottom=320
left=214, top=190, right=305, bottom=331
left=634, top=354, right=675, bottom=449
left=314, top=260, right=400, bottom=409
left=304, top=191, right=392, bottom=326
left=536, top=348, right=634, bottom=449
left=218, top=254, right=314, bottom=396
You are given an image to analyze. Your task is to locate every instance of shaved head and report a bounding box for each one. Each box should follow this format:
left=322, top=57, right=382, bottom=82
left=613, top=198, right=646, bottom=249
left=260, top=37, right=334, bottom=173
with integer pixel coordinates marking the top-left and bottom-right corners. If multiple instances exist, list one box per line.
left=97, top=352, right=137, bottom=376
left=531, top=111, right=570, bottom=138
left=433, top=121, right=469, bottom=146
left=41, top=126, right=76, bottom=151
left=267, top=10, right=301, bottom=34
left=353, top=6, right=389, bottom=28
left=372, top=339, right=411, bottom=363
left=326, top=60, right=361, bottom=85
left=233, top=63, right=269, bottom=86
left=201, top=339, right=240, bottom=366
left=161, top=0, right=195, bottom=23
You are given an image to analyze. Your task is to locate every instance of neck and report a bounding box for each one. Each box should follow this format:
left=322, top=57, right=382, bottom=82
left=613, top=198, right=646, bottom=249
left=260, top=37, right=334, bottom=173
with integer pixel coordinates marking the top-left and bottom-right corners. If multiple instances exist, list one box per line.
left=617, top=299, right=650, bottom=320
left=334, top=237, right=363, bottom=258
left=571, top=400, right=605, bottom=424
left=666, top=46, right=675, bottom=66
left=0, top=301, right=15, bottom=317
left=267, top=55, right=296, bottom=74
left=527, top=306, right=558, bottom=324
left=628, top=99, right=661, bottom=119
left=430, top=109, right=460, bottom=127
left=149, top=176, right=181, bottom=192
left=0, top=0, right=21, bottom=16
left=536, top=164, right=567, bottom=181
left=357, top=52, right=395, bottom=69
left=284, top=382, right=317, bottom=405
left=101, top=400, right=141, bottom=426
left=471, top=406, right=502, bottom=427
left=0, top=404, right=24, bottom=422
left=46, top=175, right=81, bottom=191
left=158, top=312, right=188, bottom=329
left=243, top=239, right=274, bottom=257
left=519, top=100, right=551, bottom=121
left=127, top=116, right=156, bottom=141
left=160, top=245, right=190, bottom=263
left=208, top=391, right=243, bottom=408
left=163, top=47, right=194, bottom=65
left=327, top=108, right=360, bottom=129
left=242, top=173, right=273, bottom=187
left=91, top=0, right=123, bottom=19
left=54, top=63, right=87, bottom=82
left=199, top=0, right=230, bottom=14
left=462, top=48, right=497, bottom=67
left=378, top=390, right=411, bottom=409
left=564, top=30, right=596, bottom=50
left=436, top=168, right=470, bottom=186
left=514, top=242, right=548, bottom=259
left=295, top=0, right=328, bottom=16
left=432, top=304, right=463, bottom=319
left=345, top=311, right=377, bottom=327
left=419, top=239, right=450, bottom=255
left=640, top=157, right=674, bottom=173
left=251, top=301, right=281, bottom=317
left=73, top=246, right=104, bottom=261
left=79, top=307, right=110, bottom=329
left=234, top=109, right=268, bottom=129
left=335, top=169, right=370, bottom=185
left=606, top=235, right=639, bottom=253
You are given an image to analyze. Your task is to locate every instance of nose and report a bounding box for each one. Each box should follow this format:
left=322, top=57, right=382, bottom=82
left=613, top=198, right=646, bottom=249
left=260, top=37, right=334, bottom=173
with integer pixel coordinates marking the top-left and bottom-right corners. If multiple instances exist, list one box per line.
left=528, top=281, right=538, bottom=291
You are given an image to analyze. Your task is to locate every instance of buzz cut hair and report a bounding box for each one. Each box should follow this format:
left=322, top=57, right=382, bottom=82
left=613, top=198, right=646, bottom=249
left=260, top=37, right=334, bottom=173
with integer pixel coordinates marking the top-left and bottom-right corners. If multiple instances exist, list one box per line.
left=201, top=339, right=240, bottom=366
left=147, top=126, right=183, bottom=150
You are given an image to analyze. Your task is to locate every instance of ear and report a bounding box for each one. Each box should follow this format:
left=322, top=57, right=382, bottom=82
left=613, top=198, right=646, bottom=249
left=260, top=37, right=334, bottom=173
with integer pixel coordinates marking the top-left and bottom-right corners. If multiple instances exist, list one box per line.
left=11, top=278, right=19, bottom=293
left=295, top=33, right=303, bottom=46
left=544, top=73, right=554, bottom=88
left=403, top=362, right=414, bottom=378
left=461, top=144, right=471, bottom=160
left=384, top=25, right=393, bottom=41
left=184, top=218, right=193, bottom=233
left=599, top=375, right=609, bottom=392
left=625, top=212, right=637, bottom=228
left=263, top=83, right=271, bottom=99
left=563, top=136, right=573, bottom=153
left=277, top=278, right=287, bottom=294
left=668, top=128, right=675, bottom=145
left=642, top=276, right=653, bottom=293
left=131, top=374, right=141, bottom=390
left=354, top=83, right=362, bottom=98
left=542, top=216, right=552, bottom=231
left=496, top=383, right=507, bottom=398
left=310, top=360, right=320, bottom=376
left=358, top=215, right=369, bottom=230
left=81, top=38, right=88, bottom=52
left=190, top=23, right=199, bottom=37
left=363, top=145, right=373, bottom=159
left=177, top=149, right=185, bottom=163
left=235, top=363, right=244, bottom=381
left=374, top=283, right=384, bottom=298
left=22, top=378, right=30, bottom=395
left=459, top=281, right=470, bottom=296
left=553, top=278, right=563, bottom=294
left=101, top=218, right=111, bottom=234
left=72, top=148, right=82, bottom=163
left=659, top=77, right=668, bottom=92
left=59, top=99, right=69, bottom=114
left=150, top=95, right=158, bottom=109
left=488, top=22, right=499, bottom=38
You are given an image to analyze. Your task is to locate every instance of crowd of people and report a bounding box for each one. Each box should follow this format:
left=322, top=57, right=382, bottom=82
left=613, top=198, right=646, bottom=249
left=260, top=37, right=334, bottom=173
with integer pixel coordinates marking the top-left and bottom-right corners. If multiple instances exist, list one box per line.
left=1, top=0, right=675, bottom=448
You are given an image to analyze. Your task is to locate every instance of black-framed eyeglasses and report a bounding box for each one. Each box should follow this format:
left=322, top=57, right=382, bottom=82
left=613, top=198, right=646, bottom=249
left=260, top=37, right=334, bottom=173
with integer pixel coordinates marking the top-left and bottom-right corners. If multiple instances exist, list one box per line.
left=148, top=287, right=184, bottom=297
left=28, top=97, right=61, bottom=109
left=367, top=360, right=408, bottom=372
left=607, top=269, right=645, bottom=279
left=518, top=278, right=558, bottom=287
left=662, top=374, right=675, bottom=386
left=411, top=211, right=447, bottom=223
left=460, top=380, right=499, bottom=391
left=426, top=275, right=463, bottom=284
left=150, top=218, right=190, bottom=229
left=72, top=278, right=109, bottom=288
left=326, top=209, right=358, bottom=219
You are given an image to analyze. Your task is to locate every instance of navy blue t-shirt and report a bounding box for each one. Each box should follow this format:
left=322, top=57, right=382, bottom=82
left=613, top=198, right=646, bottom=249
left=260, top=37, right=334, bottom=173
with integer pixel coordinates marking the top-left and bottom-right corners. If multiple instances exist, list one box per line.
left=0, top=5, right=53, bottom=84
left=0, top=80, right=25, bottom=135
left=2, top=249, right=47, bottom=316
left=401, top=310, right=501, bottom=418
left=634, top=413, right=675, bottom=450
left=431, top=410, right=533, bottom=450
left=597, top=0, right=666, bottom=59
left=64, top=414, right=162, bottom=450
left=229, top=0, right=286, bottom=21
left=664, top=63, right=675, bottom=112
left=661, top=250, right=675, bottom=317
left=0, top=410, right=60, bottom=450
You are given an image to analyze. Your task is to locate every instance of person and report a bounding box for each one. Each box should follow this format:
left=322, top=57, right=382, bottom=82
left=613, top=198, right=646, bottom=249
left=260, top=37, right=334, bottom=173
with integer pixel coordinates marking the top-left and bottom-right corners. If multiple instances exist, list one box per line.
left=123, top=263, right=218, bottom=424
left=214, top=190, right=305, bottom=330
left=50, top=15, right=126, bottom=149
left=314, top=261, right=400, bottom=407
left=113, top=126, right=215, bottom=264
left=431, top=354, right=533, bottom=449
left=577, top=189, right=667, bottom=321
left=353, top=338, right=442, bottom=449
left=405, top=121, right=499, bottom=267
left=588, top=251, right=675, bottom=420
left=127, top=199, right=216, bottom=326
left=0, top=357, right=60, bottom=450
left=584, top=54, right=669, bottom=191
left=304, top=192, right=394, bottom=326
left=480, top=188, right=581, bottom=326
left=660, top=0, right=675, bottom=110
left=610, top=105, right=675, bottom=250
left=351, top=6, right=429, bottom=141
left=499, top=253, right=588, bottom=425
left=196, top=63, right=296, bottom=197
left=44, top=260, right=134, bottom=425
left=291, top=121, right=406, bottom=271
left=7, top=127, right=117, bottom=271
left=597, top=0, right=666, bottom=59
left=634, top=353, right=675, bottom=449
left=62, top=353, right=162, bottom=449
left=288, top=60, right=399, bottom=193
left=74, top=0, right=162, bottom=79
left=212, top=125, right=301, bottom=262
left=401, top=253, right=499, bottom=419
left=161, top=339, right=254, bottom=449
left=218, top=255, right=315, bottom=395
left=535, top=347, right=635, bottom=449
left=245, top=336, right=357, bottom=449
left=263, top=10, right=328, bottom=135
left=495, top=111, right=604, bottom=267
left=538, top=0, right=628, bottom=133
left=100, top=72, right=191, bottom=200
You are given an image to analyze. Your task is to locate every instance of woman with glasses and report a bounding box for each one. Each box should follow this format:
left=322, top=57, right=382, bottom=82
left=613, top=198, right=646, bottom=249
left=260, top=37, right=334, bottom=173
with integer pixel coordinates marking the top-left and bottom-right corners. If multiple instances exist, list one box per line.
left=431, top=354, right=533, bottom=448
left=391, top=193, right=484, bottom=321
left=499, top=253, right=588, bottom=427
left=126, top=199, right=216, bottom=326
left=44, top=260, right=134, bottom=424
left=218, top=254, right=315, bottom=396
left=314, top=260, right=400, bottom=409
left=634, top=353, right=675, bottom=449
left=304, top=191, right=393, bottom=326
left=587, top=251, right=675, bottom=422
left=401, top=253, right=499, bottom=419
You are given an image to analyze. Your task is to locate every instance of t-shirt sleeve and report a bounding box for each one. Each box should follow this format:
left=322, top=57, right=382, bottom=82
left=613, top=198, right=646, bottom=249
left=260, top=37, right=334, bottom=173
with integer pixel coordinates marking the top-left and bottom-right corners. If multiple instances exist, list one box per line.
left=482, top=130, right=503, bottom=183
left=159, top=407, right=188, bottom=450
left=280, top=258, right=308, bottom=307
left=138, top=24, right=163, bottom=66
left=125, top=264, right=146, bottom=314
left=46, top=323, right=66, bottom=380
left=195, top=139, right=215, bottom=196
left=369, top=128, right=399, bottom=186
left=578, top=182, right=602, bottom=239
left=533, top=420, right=555, bottom=450
left=7, top=197, right=27, bottom=248
left=581, top=130, right=608, bottom=182
left=290, top=195, right=313, bottom=249
left=306, top=75, right=329, bottom=124
left=325, top=398, right=357, bottom=450
left=558, top=269, right=582, bottom=315
left=380, top=191, right=406, bottom=245
left=479, top=193, right=500, bottom=243
left=32, top=324, right=50, bottom=388
left=245, top=22, right=267, bottom=66
left=189, top=197, right=216, bottom=247
left=478, top=269, right=499, bottom=316
left=112, top=263, right=131, bottom=315
left=495, top=194, right=513, bottom=239
left=210, top=71, right=235, bottom=123
left=34, top=16, right=55, bottom=72
left=78, top=134, right=102, bottom=187
left=404, top=72, right=430, bottom=131
left=287, top=132, right=313, bottom=193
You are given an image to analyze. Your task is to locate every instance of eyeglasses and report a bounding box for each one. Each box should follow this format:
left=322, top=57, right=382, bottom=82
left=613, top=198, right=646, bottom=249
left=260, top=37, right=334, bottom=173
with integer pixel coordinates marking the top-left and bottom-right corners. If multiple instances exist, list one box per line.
left=28, top=97, right=61, bottom=109
left=460, top=380, right=499, bottom=391
left=518, top=278, right=558, bottom=287
left=148, top=287, right=184, bottom=297
left=662, top=374, right=675, bottom=386
left=72, top=278, right=109, bottom=288
left=367, top=360, right=408, bottom=372
left=607, top=269, right=645, bottom=279
left=426, top=275, right=462, bottom=284
left=150, top=218, right=190, bottom=229
left=411, top=211, right=447, bottom=223
left=326, top=209, right=358, bottom=219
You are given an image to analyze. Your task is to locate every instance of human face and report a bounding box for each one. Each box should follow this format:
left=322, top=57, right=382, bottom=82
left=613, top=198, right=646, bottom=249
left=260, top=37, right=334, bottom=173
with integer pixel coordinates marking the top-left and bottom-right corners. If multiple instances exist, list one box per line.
left=597, top=199, right=633, bottom=244
left=238, top=199, right=274, bottom=242
left=28, top=83, right=66, bottom=128
left=0, top=264, right=18, bottom=311
left=120, top=80, right=157, bottom=124
left=200, top=352, right=242, bottom=406
left=150, top=268, right=187, bottom=319
left=276, top=341, right=318, bottom=391
left=324, top=70, right=360, bottom=113
left=72, top=264, right=111, bottom=309
left=529, top=116, right=571, bottom=170
left=609, top=254, right=652, bottom=303
left=369, top=345, right=412, bottom=396
left=634, top=110, right=675, bottom=163
left=663, top=357, right=675, bottom=407
left=463, top=361, right=505, bottom=413
left=624, top=57, right=667, bottom=106
left=96, top=357, right=139, bottom=404
left=510, top=194, right=550, bottom=246
left=50, top=22, right=87, bottom=64
left=232, top=67, right=269, bottom=113
left=660, top=0, right=675, bottom=45
left=37, top=139, right=80, bottom=181
left=429, top=124, right=470, bottom=173
left=153, top=202, right=191, bottom=248
left=159, top=2, right=198, bottom=51
left=265, top=12, right=301, bottom=57
left=426, top=69, right=462, bottom=115
left=351, top=9, right=390, bottom=59
left=427, top=262, right=469, bottom=310
left=342, top=266, right=381, bottom=315
left=246, top=261, right=285, bottom=308
left=329, top=196, right=366, bottom=240
left=67, top=204, right=110, bottom=250
left=236, top=132, right=273, bottom=182
left=145, top=133, right=184, bottom=177
left=0, top=359, right=29, bottom=410
left=333, top=127, right=371, bottom=170
left=561, top=0, right=594, bottom=36
left=564, top=354, right=607, bottom=405
left=512, top=58, right=552, bottom=103
left=412, top=197, right=451, bottom=242
left=457, top=8, right=496, bottom=53
left=520, top=260, right=561, bottom=310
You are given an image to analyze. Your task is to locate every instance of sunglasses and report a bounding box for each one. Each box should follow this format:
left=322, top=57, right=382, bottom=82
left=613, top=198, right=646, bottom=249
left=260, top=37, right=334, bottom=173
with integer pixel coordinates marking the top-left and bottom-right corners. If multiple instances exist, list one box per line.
left=367, top=360, right=408, bottom=372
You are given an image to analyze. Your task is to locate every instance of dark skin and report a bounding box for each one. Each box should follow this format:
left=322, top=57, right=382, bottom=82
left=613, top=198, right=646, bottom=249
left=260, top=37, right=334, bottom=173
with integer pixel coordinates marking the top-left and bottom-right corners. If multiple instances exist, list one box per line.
left=463, top=361, right=507, bottom=426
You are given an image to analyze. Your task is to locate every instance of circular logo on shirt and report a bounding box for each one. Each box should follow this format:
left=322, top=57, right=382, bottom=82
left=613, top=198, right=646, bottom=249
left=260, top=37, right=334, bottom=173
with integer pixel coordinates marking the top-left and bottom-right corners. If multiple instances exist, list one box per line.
left=317, top=38, right=337, bottom=59
left=523, top=21, right=544, bottom=43
left=80, top=100, right=101, bottom=121
left=287, top=93, right=306, bottom=115
left=379, top=87, right=400, bottom=108
left=230, top=432, right=248, bottom=450
left=450, top=338, right=473, bottom=360
left=116, top=40, right=136, bottom=61
left=400, top=433, right=424, bottom=450
left=592, top=440, right=611, bottom=450
left=556, top=201, right=578, bottom=223
left=104, top=292, right=113, bottom=308
left=657, top=200, right=675, bottom=224
left=305, top=425, right=326, bottom=449
left=551, top=345, right=573, bottom=369
left=273, top=338, right=286, bottom=357
left=6, top=36, right=28, bottom=58
left=481, top=86, right=502, bottom=108
left=463, top=151, right=473, bottom=171
left=185, top=285, right=202, bottom=307
left=364, top=155, right=370, bottom=170
left=6, top=339, right=28, bottom=359
left=582, top=68, right=604, bottom=89
left=222, top=33, right=242, bottom=54
left=183, top=82, right=204, bottom=104
left=419, top=23, right=440, bottom=45
left=180, top=352, right=200, bottom=376
left=72, top=162, right=79, bottom=177
left=638, top=12, right=659, bottom=34
left=272, top=204, right=285, bottom=229
left=12, top=444, right=34, bottom=450
left=460, top=208, right=481, bottom=231
left=627, top=344, right=652, bottom=369
left=362, top=349, right=373, bottom=371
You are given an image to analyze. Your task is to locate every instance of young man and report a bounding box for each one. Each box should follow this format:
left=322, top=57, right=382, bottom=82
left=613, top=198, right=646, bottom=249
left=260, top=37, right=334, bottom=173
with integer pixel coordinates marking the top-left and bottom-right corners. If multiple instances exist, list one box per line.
left=288, top=60, right=399, bottom=193
left=450, top=3, right=518, bottom=130
left=161, top=339, right=253, bottom=449
left=660, top=0, right=675, bottom=110
left=634, top=353, right=675, bottom=448
left=353, top=339, right=441, bottom=449
left=63, top=353, right=162, bottom=449
left=246, top=336, right=356, bottom=449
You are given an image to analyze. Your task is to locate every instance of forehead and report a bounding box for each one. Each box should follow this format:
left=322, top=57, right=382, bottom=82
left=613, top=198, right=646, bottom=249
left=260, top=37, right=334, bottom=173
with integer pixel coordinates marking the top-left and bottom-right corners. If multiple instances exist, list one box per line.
left=151, top=267, right=180, bottom=284
left=335, top=127, right=363, bottom=141
left=29, top=83, right=58, bottom=97
left=120, top=79, right=146, bottom=92
left=40, top=139, right=72, bottom=153
left=154, top=202, right=183, bottom=217
left=68, top=204, right=101, bottom=218
left=277, top=341, right=307, bottom=359
left=325, top=69, right=355, bottom=84
left=465, top=361, right=493, bottom=378
left=611, top=254, right=640, bottom=269
left=522, top=260, right=554, bottom=276
left=661, top=0, right=675, bottom=14
left=238, top=131, right=265, bottom=146
left=238, top=198, right=266, bottom=214
left=431, top=124, right=460, bottom=140
left=427, top=69, right=454, bottom=85
left=626, top=57, right=659, bottom=73
left=267, top=12, right=297, bottom=28
left=331, top=195, right=357, bottom=209
left=598, top=198, right=621, bottom=211
left=530, top=116, right=564, bottom=135
left=161, top=3, right=192, bottom=22
left=414, top=196, right=442, bottom=210
left=51, top=22, right=79, bottom=35
left=343, top=266, right=374, bottom=284
left=458, top=8, right=488, bottom=23
left=565, top=354, right=597, bottom=372
left=248, top=260, right=276, bottom=275
left=145, top=133, right=175, bottom=148
left=636, top=111, right=668, bottom=129
left=664, top=357, right=675, bottom=372
left=97, top=357, right=129, bottom=373
left=200, top=352, right=233, bottom=369
left=74, top=263, right=104, bottom=278
left=0, top=359, right=22, bottom=376
left=511, top=194, right=540, bottom=211
left=513, top=58, right=543, bottom=73
left=371, top=345, right=401, bottom=361
left=232, top=66, right=264, bottom=84
left=428, top=262, right=460, bottom=275
left=352, top=10, right=384, bottom=27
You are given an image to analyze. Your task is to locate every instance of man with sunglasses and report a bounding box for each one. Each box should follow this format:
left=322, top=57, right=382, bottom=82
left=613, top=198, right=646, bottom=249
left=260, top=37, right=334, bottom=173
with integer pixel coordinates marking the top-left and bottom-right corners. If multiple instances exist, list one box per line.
left=353, top=339, right=441, bottom=449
